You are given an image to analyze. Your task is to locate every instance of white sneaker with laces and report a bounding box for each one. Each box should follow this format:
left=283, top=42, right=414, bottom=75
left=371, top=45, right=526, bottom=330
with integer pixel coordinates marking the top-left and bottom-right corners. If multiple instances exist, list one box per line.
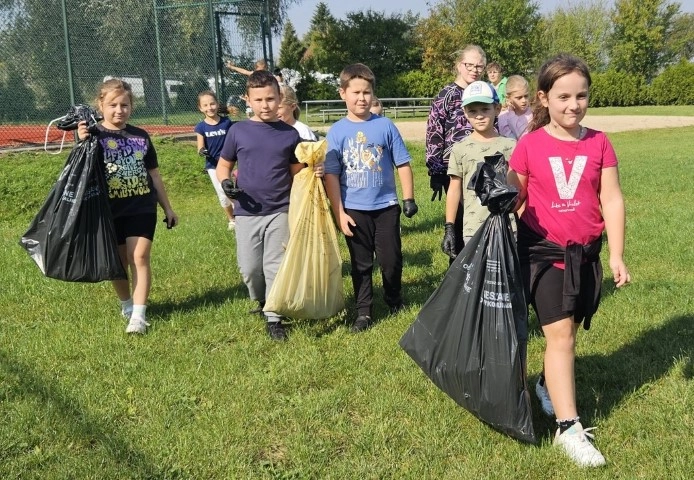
left=554, top=422, right=606, bottom=468
left=125, top=317, right=150, bottom=334
left=535, top=378, right=555, bottom=416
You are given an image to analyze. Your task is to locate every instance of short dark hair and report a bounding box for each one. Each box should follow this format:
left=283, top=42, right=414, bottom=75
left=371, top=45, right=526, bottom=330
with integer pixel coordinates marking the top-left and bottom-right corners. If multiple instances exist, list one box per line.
left=247, top=70, right=280, bottom=94
left=339, top=63, right=375, bottom=90
left=486, top=62, right=502, bottom=72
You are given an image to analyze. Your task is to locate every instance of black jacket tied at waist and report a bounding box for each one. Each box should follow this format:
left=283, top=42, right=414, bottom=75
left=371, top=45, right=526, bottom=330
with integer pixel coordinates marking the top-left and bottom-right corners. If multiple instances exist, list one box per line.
left=517, top=221, right=603, bottom=330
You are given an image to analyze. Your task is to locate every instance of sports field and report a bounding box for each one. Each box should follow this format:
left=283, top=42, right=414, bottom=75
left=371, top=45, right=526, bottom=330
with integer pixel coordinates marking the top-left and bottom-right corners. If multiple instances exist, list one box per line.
left=0, top=118, right=692, bottom=478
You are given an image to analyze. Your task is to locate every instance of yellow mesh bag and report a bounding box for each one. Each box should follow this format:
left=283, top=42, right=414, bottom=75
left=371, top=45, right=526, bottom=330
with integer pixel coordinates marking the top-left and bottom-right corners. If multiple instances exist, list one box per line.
left=264, top=140, right=345, bottom=318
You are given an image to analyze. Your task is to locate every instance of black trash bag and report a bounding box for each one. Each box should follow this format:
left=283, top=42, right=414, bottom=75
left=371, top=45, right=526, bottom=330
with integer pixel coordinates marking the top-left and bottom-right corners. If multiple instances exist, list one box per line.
left=19, top=105, right=126, bottom=282
left=400, top=155, right=535, bottom=443
left=468, top=153, right=518, bottom=214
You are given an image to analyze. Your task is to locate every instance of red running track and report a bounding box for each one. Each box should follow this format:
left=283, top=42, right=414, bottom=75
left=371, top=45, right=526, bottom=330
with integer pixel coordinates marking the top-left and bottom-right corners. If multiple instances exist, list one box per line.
left=0, top=124, right=193, bottom=150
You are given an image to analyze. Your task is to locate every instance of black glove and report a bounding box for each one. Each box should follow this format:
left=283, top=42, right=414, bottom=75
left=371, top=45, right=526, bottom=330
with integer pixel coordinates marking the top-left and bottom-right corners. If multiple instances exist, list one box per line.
left=198, top=148, right=209, bottom=157
left=402, top=199, right=418, bottom=218
left=221, top=178, right=243, bottom=199
left=441, top=222, right=458, bottom=259
left=429, top=173, right=450, bottom=201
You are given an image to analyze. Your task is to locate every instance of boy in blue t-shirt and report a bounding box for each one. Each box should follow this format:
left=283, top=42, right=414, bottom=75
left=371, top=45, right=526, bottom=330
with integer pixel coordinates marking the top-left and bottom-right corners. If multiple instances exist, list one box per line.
left=217, top=70, right=322, bottom=341
left=324, top=63, right=419, bottom=332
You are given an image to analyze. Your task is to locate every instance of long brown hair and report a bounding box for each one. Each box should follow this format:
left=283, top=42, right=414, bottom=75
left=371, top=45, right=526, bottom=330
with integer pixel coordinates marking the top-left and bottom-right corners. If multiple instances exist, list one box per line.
left=528, top=54, right=591, bottom=132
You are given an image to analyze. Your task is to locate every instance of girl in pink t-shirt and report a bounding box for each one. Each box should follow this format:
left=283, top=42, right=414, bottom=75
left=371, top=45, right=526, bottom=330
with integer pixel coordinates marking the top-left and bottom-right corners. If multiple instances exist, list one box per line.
left=508, top=54, right=630, bottom=468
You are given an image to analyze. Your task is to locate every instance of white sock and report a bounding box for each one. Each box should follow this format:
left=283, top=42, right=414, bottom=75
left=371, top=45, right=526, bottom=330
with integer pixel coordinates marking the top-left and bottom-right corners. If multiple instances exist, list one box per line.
left=120, top=298, right=133, bottom=315
left=132, top=304, right=147, bottom=320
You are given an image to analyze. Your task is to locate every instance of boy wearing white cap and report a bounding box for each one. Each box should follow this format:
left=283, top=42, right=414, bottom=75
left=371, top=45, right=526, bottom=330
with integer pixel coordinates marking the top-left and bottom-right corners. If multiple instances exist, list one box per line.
left=441, top=81, right=517, bottom=258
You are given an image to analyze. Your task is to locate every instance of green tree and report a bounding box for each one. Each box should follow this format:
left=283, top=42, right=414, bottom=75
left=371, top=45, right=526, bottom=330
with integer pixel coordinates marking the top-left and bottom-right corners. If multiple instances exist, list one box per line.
left=541, top=1, right=612, bottom=72
left=665, top=12, right=694, bottom=63
left=416, top=0, right=541, bottom=79
left=301, top=2, right=339, bottom=72
left=278, top=20, right=304, bottom=70
left=609, top=0, right=680, bottom=80
left=466, top=0, right=541, bottom=76
left=316, top=9, right=422, bottom=87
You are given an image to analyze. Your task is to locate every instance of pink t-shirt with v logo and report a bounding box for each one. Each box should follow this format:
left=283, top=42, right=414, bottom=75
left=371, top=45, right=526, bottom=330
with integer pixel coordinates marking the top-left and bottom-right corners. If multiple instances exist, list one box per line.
left=509, top=127, right=618, bottom=246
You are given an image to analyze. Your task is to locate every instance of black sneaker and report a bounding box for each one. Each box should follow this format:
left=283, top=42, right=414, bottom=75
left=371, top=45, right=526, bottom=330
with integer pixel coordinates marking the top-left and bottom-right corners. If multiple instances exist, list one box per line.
left=389, top=303, right=405, bottom=315
left=350, top=315, right=372, bottom=333
left=249, top=301, right=265, bottom=316
left=266, top=320, right=287, bottom=341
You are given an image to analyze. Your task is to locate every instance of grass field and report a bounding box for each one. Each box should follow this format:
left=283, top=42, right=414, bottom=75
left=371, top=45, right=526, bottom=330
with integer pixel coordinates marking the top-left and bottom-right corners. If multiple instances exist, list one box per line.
left=1, top=127, right=693, bottom=479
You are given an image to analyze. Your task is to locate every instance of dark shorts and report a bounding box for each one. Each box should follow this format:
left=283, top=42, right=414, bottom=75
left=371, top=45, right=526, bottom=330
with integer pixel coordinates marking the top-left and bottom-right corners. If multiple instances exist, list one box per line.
left=113, top=213, right=157, bottom=245
left=527, top=264, right=597, bottom=327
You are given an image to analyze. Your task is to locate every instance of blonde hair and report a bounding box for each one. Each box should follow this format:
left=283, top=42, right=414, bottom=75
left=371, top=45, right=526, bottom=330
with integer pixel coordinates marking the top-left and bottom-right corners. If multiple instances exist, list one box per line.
left=452, top=44, right=487, bottom=74
left=504, top=75, right=529, bottom=105
left=254, top=59, right=268, bottom=71
left=280, top=84, right=301, bottom=120
left=95, top=79, right=133, bottom=111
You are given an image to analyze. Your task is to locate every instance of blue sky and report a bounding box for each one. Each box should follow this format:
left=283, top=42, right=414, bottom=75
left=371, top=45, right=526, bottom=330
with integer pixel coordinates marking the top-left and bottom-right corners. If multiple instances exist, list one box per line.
left=285, top=0, right=694, bottom=37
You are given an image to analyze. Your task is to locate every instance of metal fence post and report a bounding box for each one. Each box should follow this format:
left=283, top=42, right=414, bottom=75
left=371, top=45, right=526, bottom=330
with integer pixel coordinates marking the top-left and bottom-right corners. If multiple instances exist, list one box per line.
left=60, top=0, right=75, bottom=106
left=152, top=0, right=168, bottom=124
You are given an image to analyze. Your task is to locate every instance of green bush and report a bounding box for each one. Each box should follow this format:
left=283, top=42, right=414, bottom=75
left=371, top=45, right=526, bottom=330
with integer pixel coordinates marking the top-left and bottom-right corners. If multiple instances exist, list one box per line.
left=649, top=61, right=694, bottom=106
left=381, top=70, right=446, bottom=98
left=589, top=70, right=647, bottom=107
left=0, top=69, right=38, bottom=122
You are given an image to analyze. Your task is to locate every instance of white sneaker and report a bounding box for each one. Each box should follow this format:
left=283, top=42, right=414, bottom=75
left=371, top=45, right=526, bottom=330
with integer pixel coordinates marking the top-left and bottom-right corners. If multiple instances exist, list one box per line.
left=125, top=317, right=150, bottom=334
left=554, top=422, right=606, bottom=468
left=227, top=219, right=236, bottom=230
left=121, top=308, right=132, bottom=320
left=535, top=378, right=555, bottom=416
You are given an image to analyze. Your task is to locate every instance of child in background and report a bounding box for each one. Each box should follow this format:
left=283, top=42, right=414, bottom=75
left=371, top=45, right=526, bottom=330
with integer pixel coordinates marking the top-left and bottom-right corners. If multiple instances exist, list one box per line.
left=216, top=70, right=323, bottom=341
left=370, top=97, right=383, bottom=116
left=486, top=62, right=508, bottom=106
left=498, top=75, right=532, bottom=140
left=77, top=79, right=178, bottom=334
left=441, top=81, right=516, bottom=258
left=508, top=54, right=630, bottom=467
left=426, top=45, right=487, bottom=262
left=226, top=58, right=268, bottom=77
left=324, top=63, right=418, bottom=332
left=194, top=90, right=235, bottom=230
left=278, top=84, right=318, bottom=141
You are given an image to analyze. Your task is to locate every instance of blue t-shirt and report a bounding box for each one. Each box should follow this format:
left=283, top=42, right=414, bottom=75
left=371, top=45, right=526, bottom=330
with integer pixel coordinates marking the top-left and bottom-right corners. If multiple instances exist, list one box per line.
left=194, top=116, right=233, bottom=169
left=325, top=115, right=411, bottom=211
left=219, top=119, right=301, bottom=216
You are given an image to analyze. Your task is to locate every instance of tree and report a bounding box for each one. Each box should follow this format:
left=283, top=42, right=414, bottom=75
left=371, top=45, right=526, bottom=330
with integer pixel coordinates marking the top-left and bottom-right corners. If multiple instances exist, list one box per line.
left=301, top=2, right=339, bottom=72
left=465, top=0, right=542, bottom=76
left=665, top=12, right=694, bottom=63
left=278, top=20, right=304, bottom=70
left=609, top=0, right=680, bottom=80
left=416, top=0, right=541, bottom=79
left=316, top=9, right=422, bottom=85
left=541, top=1, right=612, bottom=72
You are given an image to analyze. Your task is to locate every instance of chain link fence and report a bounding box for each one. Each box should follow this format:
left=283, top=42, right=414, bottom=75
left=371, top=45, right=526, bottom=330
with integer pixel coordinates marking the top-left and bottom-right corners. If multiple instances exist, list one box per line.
left=0, top=0, right=272, bottom=150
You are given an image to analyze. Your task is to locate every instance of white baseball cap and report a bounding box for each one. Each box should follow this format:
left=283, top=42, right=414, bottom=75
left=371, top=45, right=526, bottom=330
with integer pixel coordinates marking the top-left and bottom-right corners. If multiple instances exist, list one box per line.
left=462, top=81, right=499, bottom=107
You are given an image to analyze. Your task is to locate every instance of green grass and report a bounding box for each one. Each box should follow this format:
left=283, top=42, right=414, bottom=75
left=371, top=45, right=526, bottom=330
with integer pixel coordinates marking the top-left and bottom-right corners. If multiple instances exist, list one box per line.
left=1, top=127, right=693, bottom=479
left=589, top=105, right=694, bottom=116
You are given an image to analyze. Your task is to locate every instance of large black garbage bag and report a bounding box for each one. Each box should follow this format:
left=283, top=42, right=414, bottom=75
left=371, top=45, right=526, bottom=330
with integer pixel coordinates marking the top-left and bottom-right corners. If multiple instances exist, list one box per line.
left=400, top=154, right=535, bottom=443
left=19, top=105, right=126, bottom=282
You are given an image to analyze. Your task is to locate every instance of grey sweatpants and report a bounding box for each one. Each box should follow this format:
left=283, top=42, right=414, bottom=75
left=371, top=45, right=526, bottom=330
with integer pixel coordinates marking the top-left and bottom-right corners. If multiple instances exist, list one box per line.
left=234, top=213, right=289, bottom=319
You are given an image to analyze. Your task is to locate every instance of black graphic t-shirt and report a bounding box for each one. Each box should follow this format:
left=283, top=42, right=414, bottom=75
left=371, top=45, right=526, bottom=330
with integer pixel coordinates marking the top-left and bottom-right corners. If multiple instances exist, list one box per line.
left=96, top=124, right=159, bottom=218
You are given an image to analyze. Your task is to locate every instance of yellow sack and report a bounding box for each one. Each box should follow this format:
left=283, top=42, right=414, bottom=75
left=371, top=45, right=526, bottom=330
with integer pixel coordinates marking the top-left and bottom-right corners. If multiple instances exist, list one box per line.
left=264, top=140, right=345, bottom=319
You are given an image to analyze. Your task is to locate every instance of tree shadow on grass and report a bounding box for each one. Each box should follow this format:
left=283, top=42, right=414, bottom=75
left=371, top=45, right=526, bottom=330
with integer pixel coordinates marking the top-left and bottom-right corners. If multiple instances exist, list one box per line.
left=531, top=313, right=694, bottom=443
left=0, top=349, right=166, bottom=478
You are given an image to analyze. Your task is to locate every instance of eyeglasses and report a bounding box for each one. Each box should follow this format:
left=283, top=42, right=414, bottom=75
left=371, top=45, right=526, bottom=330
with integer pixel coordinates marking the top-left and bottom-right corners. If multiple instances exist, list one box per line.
left=462, top=63, right=486, bottom=73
